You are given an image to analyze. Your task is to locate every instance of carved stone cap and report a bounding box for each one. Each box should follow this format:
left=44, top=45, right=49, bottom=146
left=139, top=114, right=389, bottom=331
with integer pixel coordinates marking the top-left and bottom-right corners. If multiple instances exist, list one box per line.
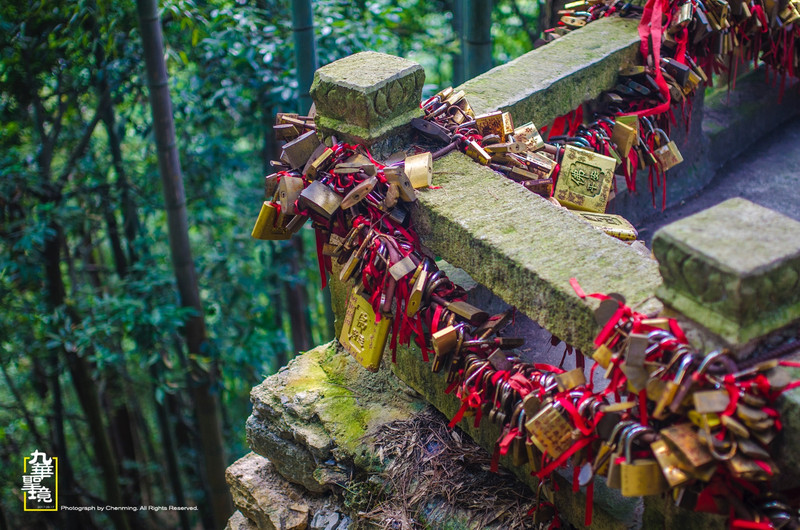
left=653, top=197, right=800, bottom=345
left=309, top=51, right=424, bottom=147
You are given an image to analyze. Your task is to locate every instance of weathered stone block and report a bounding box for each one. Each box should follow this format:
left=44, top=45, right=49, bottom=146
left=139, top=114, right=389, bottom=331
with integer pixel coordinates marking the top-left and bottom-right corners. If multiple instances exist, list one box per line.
left=310, top=51, right=424, bottom=149
left=413, top=150, right=662, bottom=353
left=226, top=453, right=311, bottom=530
left=225, top=510, right=258, bottom=530
left=458, top=17, right=640, bottom=127
left=246, top=342, right=424, bottom=493
left=653, top=198, right=800, bottom=346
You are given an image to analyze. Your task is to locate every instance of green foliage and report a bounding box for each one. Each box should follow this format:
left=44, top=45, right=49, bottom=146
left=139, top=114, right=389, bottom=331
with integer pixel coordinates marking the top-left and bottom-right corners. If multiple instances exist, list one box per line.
left=0, top=0, right=536, bottom=528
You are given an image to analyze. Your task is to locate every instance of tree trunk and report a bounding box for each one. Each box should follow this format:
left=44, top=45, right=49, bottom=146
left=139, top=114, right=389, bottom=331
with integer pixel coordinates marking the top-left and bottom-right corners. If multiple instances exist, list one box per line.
left=291, top=0, right=318, bottom=114
left=465, top=0, right=493, bottom=79
left=283, top=237, right=313, bottom=354
left=44, top=226, right=131, bottom=530
left=135, top=1, right=233, bottom=527
left=452, top=0, right=466, bottom=86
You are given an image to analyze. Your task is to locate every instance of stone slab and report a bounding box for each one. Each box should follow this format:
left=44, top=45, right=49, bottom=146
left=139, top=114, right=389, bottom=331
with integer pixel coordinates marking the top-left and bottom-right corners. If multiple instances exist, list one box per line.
left=246, top=343, right=424, bottom=493
left=653, top=198, right=800, bottom=346
left=310, top=51, right=424, bottom=147
left=412, top=150, right=663, bottom=353
left=226, top=453, right=311, bottom=530
left=458, top=17, right=640, bottom=127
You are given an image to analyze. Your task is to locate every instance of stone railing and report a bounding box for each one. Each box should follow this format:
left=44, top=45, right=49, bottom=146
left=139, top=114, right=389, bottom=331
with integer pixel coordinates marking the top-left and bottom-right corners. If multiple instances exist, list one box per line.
left=228, top=18, right=800, bottom=530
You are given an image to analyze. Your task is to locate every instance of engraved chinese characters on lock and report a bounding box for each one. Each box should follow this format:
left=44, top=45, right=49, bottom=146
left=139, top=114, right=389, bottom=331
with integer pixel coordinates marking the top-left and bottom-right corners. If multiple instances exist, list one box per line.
left=339, top=287, right=392, bottom=372
left=554, top=145, right=616, bottom=213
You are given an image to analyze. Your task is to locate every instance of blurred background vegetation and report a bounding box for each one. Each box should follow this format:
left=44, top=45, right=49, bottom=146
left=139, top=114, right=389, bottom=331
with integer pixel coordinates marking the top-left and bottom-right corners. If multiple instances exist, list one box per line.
left=0, top=0, right=542, bottom=528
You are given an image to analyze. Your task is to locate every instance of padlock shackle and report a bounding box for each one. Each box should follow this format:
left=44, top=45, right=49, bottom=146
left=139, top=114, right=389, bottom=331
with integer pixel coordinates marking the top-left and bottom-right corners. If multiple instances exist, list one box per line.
left=623, top=425, right=650, bottom=461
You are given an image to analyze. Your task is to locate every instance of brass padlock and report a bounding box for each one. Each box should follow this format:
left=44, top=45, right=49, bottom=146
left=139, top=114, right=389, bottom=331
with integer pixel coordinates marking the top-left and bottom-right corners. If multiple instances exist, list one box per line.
left=339, top=229, right=374, bottom=283
left=513, top=122, right=545, bottom=152
left=251, top=201, right=292, bottom=240
left=405, top=260, right=431, bottom=317
left=297, top=180, right=342, bottom=221
left=525, top=402, right=574, bottom=458
left=278, top=176, right=305, bottom=216
left=608, top=424, right=644, bottom=489
left=652, top=129, right=684, bottom=172
left=341, top=176, right=377, bottom=209
left=620, top=428, right=669, bottom=496
left=554, top=145, right=616, bottom=212
left=510, top=405, right=529, bottom=466
left=404, top=152, right=433, bottom=189
left=465, top=140, right=491, bottom=165
left=592, top=344, right=614, bottom=369
left=692, top=389, right=730, bottom=414
left=555, top=368, right=586, bottom=391
left=303, top=145, right=334, bottom=179
left=522, top=151, right=556, bottom=179
left=611, top=120, right=637, bottom=157
left=281, top=129, right=321, bottom=169
left=474, top=111, right=505, bottom=137
left=573, top=211, right=638, bottom=241
left=484, top=141, right=526, bottom=154
left=432, top=324, right=459, bottom=358
left=388, top=255, right=416, bottom=281
left=383, top=166, right=416, bottom=202
left=339, top=287, right=392, bottom=372
left=659, top=423, right=714, bottom=471
left=265, top=173, right=280, bottom=199
left=650, top=438, right=692, bottom=487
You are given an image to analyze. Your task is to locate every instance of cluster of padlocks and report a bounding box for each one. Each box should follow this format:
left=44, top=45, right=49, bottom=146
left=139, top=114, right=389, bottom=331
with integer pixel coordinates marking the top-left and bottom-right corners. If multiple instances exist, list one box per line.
left=251, top=109, right=799, bottom=527
left=249, top=0, right=800, bottom=525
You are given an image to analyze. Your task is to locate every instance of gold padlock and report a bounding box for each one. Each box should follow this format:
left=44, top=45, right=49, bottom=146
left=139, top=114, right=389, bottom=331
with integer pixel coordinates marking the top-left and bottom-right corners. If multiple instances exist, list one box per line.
left=303, top=145, right=334, bottom=179
left=383, top=166, right=416, bottom=202
left=611, top=120, right=637, bottom=158
left=432, top=325, right=459, bottom=358
left=554, top=145, right=616, bottom=212
left=281, top=129, right=321, bottom=169
left=339, top=287, right=392, bottom=372
left=592, top=344, right=614, bottom=369
left=555, top=368, right=586, bottom=391
left=652, top=354, right=694, bottom=420
left=607, top=424, right=642, bottom=489
left=692, top=389, right=730, bottom=414
left=406, top=260, right=430, bottom=317
left=525, top=402, right=574, bottom=458
left=404, top=152, right=433, bottom=188
left=297, top=180, right=342, bottom=221
left=659, top=423, right=714, bottom=471
left=465, top=140, right=491, bottom=165
left=572, top=211, right=638, bottom=241
left=341, top=176, right=378, bottom=209
left=652, top=129, right=684, bottom=172
left=620, top=428, right=669, bottom=496
left=513, top=122, right=545, bottom=152
left=650, top=438, right=692, bottom=487
left=474, top=111, right=505, bottom=137
left=278, top=176, right=305, bottom=216
left=251, top=201, right=292, bottom=240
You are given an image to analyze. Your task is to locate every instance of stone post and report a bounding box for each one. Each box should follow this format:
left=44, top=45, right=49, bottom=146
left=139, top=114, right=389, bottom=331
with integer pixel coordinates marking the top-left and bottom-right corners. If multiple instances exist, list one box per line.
left=309, top=51, right=425, bottom=157
left=652, top=197, right=800, bottom=357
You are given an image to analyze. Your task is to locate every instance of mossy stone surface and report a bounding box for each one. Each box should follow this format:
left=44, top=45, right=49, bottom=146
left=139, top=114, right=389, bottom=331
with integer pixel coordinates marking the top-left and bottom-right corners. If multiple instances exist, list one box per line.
left=458, top=17, right=640, bottom=127
left=653, top=198, right=800, bottom=345
left=412, top=151, right=663, bottom=353
left=246, top=342, right=424, bottom=493
left=310, top=51, right=424, bottom=146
